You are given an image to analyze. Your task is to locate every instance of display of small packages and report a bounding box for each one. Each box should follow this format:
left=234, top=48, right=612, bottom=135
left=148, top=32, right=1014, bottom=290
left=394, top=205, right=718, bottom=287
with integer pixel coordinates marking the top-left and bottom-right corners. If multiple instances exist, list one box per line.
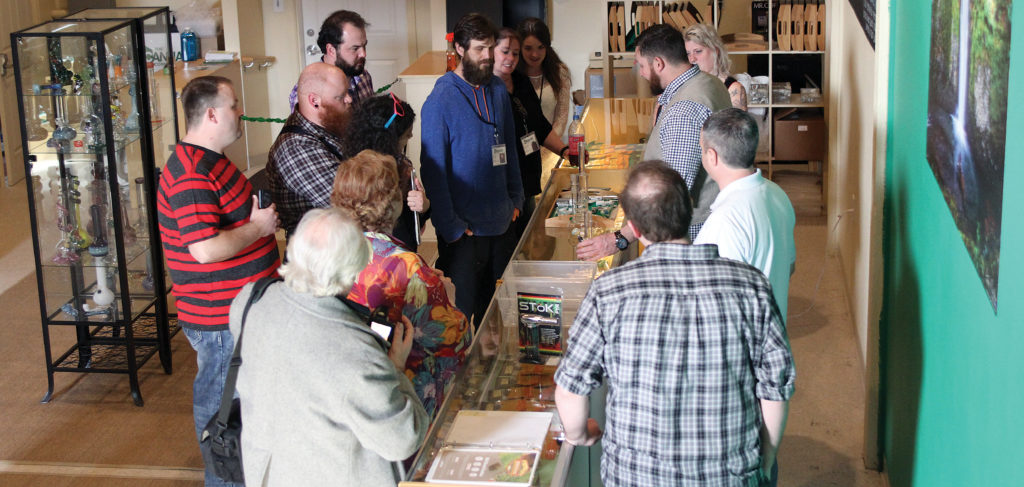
left=749, top=82, right=770, bottom=104
left=518, top=291, right=564, bottom=364
left=772, top=81, right=793, bottom=103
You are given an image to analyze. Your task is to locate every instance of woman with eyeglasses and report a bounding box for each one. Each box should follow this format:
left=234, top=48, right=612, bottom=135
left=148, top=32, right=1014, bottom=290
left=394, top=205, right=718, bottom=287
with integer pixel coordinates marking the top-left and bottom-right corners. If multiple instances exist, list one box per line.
left=341, top=93, right=429, bottom=251
left=493, top=27, right=568, bottom=236
left=516, top=17, right=572, bottom=137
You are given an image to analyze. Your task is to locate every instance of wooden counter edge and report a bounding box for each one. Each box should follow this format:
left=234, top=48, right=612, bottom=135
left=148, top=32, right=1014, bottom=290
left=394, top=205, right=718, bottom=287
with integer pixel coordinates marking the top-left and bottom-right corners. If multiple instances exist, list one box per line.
left=400, top=51, right=448, bottom=78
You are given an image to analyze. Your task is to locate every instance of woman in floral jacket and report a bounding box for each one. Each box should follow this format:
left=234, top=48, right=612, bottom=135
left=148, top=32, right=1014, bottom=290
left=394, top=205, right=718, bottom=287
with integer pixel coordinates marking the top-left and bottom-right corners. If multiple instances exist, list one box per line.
left=332, top=149, right=471, bottom=419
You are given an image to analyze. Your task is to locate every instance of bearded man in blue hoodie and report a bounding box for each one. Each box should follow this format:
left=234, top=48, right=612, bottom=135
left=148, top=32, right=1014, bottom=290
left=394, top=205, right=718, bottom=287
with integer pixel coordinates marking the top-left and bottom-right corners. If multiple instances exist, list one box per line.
left=420, top=13, right=524, bottom=326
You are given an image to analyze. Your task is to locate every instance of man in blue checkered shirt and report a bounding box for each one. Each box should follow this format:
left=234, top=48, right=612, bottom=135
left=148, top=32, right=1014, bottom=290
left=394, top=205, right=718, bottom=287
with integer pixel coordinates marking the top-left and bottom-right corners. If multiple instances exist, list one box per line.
left=555, top=160, right=795, bottom=487
left=577, top=25, right=730, bottom=261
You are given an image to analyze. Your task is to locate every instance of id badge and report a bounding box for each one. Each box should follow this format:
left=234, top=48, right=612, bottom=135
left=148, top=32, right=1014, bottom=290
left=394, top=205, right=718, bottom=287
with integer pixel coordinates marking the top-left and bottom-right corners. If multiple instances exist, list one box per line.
left=521, top=132, right=539, bottom=156
left=492, top=144, right=508, bottom=166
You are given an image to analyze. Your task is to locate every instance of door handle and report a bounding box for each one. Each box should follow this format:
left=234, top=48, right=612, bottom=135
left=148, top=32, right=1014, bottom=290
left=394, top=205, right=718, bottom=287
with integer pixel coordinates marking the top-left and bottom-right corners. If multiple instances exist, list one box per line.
left=306, top=45, right=321, bottom=56
left=0, top=53, right=8, bottom=77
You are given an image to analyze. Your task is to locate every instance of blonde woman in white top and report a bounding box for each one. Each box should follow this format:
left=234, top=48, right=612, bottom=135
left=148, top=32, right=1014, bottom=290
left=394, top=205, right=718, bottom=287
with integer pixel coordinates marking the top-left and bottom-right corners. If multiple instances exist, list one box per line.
left=517, top=17, right=571, bottom=137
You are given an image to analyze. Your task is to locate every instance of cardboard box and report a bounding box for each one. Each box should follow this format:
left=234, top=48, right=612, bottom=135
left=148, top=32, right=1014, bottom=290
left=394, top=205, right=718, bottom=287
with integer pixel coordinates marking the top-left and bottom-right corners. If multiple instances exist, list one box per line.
left=773, top=108, right=826, bottom=161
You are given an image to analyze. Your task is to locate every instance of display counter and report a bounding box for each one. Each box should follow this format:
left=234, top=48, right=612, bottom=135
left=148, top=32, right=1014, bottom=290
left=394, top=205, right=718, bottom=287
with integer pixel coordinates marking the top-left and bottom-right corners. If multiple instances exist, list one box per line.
left=401, top=98, right=652, bottom=486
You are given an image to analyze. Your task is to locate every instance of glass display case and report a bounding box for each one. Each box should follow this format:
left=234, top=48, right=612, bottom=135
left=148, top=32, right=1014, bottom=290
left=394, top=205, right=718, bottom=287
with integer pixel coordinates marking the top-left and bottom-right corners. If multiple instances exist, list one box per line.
left=11, top=16, right=178, bottom=407
left=404, top=261, right=597, bottom=486
left=402, top=106, right=649, bottom=485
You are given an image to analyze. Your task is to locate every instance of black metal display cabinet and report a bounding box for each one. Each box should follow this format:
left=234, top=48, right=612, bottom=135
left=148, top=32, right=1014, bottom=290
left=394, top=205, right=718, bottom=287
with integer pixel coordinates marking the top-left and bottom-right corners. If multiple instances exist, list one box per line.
left=11, top=10, right=179, bottom=406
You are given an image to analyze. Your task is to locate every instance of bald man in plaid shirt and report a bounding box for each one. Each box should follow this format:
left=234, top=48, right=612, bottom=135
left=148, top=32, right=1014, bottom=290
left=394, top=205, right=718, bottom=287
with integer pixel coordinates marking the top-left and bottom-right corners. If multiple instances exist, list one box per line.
left=555, top=160, right=795, bottom=487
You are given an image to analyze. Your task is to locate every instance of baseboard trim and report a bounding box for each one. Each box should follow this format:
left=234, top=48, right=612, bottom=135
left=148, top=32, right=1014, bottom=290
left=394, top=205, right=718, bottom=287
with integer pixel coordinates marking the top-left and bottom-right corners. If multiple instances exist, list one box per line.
left=0, top=460, right=203, bottom=481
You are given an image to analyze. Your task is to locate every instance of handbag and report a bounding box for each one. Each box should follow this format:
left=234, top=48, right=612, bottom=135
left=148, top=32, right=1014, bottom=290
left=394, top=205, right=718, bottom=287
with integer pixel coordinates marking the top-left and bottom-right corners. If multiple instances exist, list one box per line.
left=199, top=276, right=281, bottom=483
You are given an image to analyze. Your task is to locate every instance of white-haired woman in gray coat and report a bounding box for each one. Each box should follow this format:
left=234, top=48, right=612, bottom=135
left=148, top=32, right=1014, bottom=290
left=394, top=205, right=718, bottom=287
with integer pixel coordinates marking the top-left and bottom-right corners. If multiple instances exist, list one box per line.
left=229, top=207, right=428, bottom=486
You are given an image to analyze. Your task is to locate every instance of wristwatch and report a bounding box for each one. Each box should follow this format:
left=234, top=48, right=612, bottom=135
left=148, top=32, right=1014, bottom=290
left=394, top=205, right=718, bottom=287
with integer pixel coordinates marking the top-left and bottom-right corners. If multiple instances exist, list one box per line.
left=613, top=230, right=629, bottom=251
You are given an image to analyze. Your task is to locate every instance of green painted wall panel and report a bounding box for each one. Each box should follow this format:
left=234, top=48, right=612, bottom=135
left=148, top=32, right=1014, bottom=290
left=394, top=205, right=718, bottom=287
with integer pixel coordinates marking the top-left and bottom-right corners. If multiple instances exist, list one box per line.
left=883, top=0, right=1024, bottom=485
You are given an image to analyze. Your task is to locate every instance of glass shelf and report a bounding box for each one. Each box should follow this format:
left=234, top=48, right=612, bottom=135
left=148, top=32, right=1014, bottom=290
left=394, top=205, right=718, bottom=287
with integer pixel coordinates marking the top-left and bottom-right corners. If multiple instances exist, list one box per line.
left=26, top=118, right=169, bottom=156
left=21, top=77, right=138, bottom=97
left=749, top=94, right=826, bottom=109
left=729, top=50, right=825, bottom=55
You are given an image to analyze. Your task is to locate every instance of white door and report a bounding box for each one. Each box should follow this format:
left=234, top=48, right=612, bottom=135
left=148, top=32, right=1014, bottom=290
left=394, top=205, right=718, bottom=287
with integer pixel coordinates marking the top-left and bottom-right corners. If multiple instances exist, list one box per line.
left=300, top=0, right=410, bottom=91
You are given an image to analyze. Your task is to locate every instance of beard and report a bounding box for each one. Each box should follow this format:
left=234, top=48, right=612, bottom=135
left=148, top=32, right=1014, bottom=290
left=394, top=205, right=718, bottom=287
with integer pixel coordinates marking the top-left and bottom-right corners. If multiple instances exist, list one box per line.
left=462, top=55, right=495, bottom=86
left=322, top=105, right=350, bottom=137
left=334, top=56, right=365, bottom=78
left=648, top=71, right=665, bottom=96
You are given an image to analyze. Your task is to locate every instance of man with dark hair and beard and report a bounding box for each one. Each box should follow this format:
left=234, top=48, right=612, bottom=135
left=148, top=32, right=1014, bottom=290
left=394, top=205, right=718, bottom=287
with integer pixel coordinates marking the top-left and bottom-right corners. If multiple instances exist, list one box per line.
left=576, top=24, right=731, bottom=261
left=267, top=63, right=354, bottom=236
left=289, top=10, right=373, bottom=111
left=420, top=13, right=523, bottom=326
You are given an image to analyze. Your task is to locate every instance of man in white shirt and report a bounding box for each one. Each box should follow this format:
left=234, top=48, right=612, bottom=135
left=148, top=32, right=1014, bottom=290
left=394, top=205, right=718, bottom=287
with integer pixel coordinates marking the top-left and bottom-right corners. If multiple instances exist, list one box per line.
left=695, top=108, right=797, bottom=321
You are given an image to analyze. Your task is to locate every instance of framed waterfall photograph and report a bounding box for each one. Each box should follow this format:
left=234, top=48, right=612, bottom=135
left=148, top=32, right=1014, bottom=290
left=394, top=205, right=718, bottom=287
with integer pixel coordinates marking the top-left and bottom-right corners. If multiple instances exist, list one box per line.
left=925, top=0, right=1012, bottom=311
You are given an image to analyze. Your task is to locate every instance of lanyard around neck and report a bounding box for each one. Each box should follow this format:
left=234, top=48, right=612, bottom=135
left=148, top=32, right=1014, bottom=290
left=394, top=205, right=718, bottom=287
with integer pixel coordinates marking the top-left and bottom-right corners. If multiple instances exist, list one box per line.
left=455, top=79, right=500, bottom=143
left=460, top=83, right=493, bottom=126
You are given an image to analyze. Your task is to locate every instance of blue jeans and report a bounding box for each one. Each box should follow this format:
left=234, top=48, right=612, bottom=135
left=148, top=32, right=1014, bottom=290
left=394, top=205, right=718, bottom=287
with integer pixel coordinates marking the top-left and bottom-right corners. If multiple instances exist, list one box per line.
left=184, top=327, right=243, bottom=487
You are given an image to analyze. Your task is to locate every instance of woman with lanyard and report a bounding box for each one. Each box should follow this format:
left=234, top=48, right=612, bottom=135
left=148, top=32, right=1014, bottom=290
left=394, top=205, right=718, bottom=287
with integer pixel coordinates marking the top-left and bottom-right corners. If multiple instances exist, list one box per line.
left=493, top=27, right=569, bottom=237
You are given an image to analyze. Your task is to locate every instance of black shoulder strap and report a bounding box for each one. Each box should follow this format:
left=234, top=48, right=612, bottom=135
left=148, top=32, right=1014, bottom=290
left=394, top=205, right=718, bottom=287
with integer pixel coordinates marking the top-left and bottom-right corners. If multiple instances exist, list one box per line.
left=338, top=296, right=370, bottom=321
left=214, top=276, right=282, bottom=430
left=280, top=124, right=346, bottom=162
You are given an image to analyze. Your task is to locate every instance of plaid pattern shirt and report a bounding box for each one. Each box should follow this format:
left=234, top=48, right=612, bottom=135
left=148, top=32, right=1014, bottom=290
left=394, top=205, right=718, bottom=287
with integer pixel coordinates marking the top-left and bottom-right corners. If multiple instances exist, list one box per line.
left=288, top=69, right=374, bottom=112
left=656, top=66, right=713, bottom=192
left=265, top=111, right=345, bottom=235
left=348, top=71, right=375, bottom=104
left=555, top=243, right=795, bottom=487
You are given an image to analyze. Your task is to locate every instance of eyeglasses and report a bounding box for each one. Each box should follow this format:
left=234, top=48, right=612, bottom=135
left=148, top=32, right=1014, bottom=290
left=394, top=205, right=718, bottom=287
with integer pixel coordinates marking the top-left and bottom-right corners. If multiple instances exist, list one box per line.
left=384, top=92, right=405, bottom=129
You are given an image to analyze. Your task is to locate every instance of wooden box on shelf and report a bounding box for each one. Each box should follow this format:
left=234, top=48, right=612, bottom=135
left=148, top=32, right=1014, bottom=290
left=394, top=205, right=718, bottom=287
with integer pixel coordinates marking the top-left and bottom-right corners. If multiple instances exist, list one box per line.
left=773, top=108, right=826, bottom=161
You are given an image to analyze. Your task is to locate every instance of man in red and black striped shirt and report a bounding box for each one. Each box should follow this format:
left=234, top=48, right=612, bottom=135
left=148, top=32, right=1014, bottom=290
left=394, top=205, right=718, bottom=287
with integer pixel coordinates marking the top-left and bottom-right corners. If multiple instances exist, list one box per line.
left=157, top=76, right=279, bottom=486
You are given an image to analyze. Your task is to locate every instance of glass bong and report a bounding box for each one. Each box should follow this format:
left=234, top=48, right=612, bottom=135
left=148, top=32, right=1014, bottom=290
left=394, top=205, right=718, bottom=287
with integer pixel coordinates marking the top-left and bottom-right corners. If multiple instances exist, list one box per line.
left=46, top=89, right=77, bottom=154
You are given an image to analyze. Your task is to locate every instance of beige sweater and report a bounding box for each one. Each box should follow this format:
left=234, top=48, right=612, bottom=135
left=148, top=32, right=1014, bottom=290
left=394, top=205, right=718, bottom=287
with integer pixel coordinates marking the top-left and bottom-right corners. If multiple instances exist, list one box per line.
left=229, top=282, right=429, bottom=486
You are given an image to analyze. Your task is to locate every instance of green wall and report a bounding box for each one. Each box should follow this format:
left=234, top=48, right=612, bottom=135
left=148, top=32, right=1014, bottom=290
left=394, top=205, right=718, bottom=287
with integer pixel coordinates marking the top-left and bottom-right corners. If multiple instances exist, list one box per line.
left=883, top=0, right=1024, bottom=485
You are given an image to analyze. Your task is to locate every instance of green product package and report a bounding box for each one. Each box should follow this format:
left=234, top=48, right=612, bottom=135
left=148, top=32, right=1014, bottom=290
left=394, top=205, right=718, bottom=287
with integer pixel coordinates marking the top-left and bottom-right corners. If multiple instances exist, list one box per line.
left=517, top=292, right=563, bottom=358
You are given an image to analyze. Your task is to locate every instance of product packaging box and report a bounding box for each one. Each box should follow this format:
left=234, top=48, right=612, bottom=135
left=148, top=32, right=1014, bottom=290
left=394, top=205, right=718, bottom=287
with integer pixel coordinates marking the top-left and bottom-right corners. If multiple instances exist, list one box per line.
left=773, top=108, right=826, bottom=161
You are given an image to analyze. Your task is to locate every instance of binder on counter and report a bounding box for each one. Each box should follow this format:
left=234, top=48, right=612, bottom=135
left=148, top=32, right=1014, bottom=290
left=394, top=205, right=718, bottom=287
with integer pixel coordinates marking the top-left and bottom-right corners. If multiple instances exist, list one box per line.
left=425, top=411, right=554, bottom=486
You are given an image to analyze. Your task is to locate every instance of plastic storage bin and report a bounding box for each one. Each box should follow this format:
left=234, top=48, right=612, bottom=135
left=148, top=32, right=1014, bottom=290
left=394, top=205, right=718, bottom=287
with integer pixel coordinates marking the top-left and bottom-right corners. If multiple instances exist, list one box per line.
left=495, top=261, right=598, bottom=358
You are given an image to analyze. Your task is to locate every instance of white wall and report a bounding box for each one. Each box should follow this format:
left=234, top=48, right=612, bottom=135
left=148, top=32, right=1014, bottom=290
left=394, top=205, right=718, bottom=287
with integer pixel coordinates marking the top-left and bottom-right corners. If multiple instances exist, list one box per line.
left=821, top=0, right=887, bottom=466
left=829, top=0, right=884, bottom=371
left=550, top=0, right=608, bottom=98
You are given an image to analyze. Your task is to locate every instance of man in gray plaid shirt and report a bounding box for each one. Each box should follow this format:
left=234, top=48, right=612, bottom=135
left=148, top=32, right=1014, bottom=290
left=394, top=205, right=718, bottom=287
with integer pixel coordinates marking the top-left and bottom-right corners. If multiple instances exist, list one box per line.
left=555, top=160, right=795, bottom=486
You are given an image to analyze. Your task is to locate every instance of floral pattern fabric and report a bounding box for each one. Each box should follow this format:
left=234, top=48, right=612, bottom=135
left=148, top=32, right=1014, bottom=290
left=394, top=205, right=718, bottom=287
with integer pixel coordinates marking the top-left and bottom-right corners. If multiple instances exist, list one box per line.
left=347, top=232, right=471, bottom=419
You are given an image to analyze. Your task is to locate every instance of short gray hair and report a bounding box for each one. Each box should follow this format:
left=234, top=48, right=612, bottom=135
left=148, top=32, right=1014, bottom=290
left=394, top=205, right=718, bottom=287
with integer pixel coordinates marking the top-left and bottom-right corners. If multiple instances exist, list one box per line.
left=278, top=208, right=370, bottom=296
left=702, top=108, right=759, bottom=169
left=683, top=24, right=731, bottom=77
